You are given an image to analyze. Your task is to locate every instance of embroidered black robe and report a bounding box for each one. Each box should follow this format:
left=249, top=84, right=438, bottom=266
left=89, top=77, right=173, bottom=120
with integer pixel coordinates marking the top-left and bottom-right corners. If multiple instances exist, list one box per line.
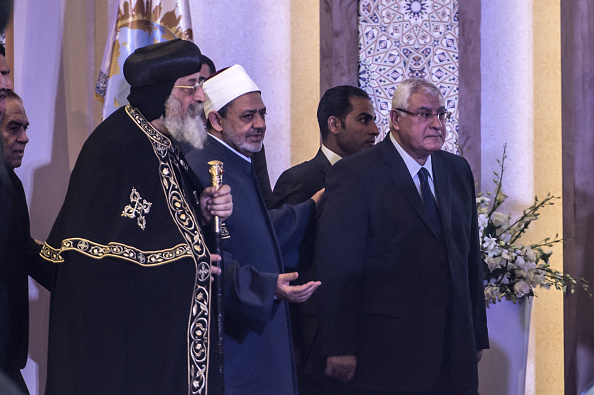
left=42, top=106, right=214, bottom=395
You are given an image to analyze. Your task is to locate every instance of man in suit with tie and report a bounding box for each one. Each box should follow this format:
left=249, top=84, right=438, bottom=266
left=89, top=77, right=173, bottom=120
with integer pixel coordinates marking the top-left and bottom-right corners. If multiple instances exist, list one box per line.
left=314, top=78, right=488, bottom=394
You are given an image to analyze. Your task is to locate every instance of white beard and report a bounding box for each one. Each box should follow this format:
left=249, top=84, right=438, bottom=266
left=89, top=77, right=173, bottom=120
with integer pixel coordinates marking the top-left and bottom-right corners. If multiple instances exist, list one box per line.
left=163, top=95, right=207, bottom=149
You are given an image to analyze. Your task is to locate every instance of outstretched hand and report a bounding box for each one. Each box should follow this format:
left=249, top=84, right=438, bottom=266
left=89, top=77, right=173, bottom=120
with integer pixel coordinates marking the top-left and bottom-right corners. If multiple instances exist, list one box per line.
left=200, top=184, right=232, bottom=224
left=275, top=272, right=321, bottom=303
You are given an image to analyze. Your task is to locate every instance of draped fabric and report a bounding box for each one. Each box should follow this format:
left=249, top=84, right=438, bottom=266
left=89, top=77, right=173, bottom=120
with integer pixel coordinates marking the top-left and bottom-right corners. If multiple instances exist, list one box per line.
left=96, top=0, right=194, bottom=120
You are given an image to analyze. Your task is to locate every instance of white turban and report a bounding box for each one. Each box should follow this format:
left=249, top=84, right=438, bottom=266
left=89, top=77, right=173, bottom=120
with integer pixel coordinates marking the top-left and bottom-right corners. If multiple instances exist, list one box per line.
left=203, top=64, right=260, bottom=117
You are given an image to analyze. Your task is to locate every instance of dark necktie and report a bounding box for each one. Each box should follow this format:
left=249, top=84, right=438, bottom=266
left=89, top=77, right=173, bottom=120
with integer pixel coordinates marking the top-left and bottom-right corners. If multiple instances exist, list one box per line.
left=418, top=167, right=444, bottom=242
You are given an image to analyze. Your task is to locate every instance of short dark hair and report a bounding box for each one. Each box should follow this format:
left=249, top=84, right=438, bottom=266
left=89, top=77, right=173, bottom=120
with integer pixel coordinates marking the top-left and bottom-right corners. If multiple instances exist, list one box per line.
left=317, top=85, right=370, bottom=140
left=201, top=55, right=216, bottom=76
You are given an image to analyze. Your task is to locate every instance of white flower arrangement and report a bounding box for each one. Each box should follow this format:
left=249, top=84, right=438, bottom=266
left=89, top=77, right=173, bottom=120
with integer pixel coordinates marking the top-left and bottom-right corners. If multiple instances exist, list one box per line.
left=478, top=146, right=589, bottom=306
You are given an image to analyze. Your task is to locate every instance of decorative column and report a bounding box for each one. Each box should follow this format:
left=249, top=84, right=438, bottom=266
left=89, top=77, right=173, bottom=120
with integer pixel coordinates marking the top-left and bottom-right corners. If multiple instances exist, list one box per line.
left=320, top=0, right=359, bottom=93
left=562, top=0, right=594, bottom=393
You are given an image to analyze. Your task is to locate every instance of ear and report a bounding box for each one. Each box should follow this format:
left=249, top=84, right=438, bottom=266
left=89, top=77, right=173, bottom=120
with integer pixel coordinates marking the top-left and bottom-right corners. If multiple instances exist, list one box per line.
left=389, top=109, right=401, bottom=131
left=327, top=116, right=342, bottom=136
left=208, top=111, right=224, bottom=133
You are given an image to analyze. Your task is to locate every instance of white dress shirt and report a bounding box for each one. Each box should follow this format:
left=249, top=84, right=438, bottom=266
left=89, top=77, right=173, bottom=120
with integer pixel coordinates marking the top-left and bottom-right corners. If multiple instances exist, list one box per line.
left=389, top=132, right=437, bottom=199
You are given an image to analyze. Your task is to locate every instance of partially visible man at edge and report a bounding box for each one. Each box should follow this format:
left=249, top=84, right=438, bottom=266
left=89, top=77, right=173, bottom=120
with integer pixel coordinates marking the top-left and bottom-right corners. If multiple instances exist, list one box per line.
left=41, top=39, right=232, bottom=395
left=268, top=84, right=378, bottom=394
left=0, top=48, right=53, bottom=395
left=186, top=64, right=321, bottom=394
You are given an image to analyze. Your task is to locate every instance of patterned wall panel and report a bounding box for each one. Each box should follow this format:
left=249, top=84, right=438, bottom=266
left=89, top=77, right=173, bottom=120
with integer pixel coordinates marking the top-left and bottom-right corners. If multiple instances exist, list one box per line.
left=358, top=0, right=459, bottom=153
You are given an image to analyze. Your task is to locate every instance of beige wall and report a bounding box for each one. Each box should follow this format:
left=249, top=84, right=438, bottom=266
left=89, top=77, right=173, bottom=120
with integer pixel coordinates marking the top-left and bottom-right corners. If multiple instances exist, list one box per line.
left=527, top=0, right=564, bottom=394
left=289, top=0, right=321, bottom=170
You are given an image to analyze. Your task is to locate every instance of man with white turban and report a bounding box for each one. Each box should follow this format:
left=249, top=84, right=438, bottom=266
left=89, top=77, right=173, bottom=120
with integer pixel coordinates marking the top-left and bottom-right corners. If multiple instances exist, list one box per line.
left=186, top=64, right=321, bottom=395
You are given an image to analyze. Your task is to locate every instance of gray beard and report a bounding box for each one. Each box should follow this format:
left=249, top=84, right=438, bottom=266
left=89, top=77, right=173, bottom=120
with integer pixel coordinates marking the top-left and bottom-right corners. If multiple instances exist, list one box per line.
left=163, top=96, right=207, bottom=149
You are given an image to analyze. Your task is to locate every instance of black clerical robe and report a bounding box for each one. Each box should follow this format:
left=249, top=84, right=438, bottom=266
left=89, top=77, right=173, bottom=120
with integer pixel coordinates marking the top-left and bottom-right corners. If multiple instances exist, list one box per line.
left=186, top=135, right=315, bottom=395
left=42, top=106, right=215, bottom=395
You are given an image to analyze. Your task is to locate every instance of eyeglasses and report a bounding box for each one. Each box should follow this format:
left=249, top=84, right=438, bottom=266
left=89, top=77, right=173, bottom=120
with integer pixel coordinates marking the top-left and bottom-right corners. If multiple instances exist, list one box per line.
left=396, top=108, right=451, bottom=122
left=173, top=80, right=205, bottom=94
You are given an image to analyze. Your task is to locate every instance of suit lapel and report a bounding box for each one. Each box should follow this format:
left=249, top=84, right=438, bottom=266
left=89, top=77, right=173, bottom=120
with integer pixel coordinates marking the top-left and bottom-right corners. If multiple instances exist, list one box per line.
left=381, top=139, right=452, bottom=242
left=380, top=139, right=432, bottom=232
left=314, top=148, right=332, bottom=176
left=8, top=170, right=29, bottom=234
left=432, top=152, right=452, bottom=245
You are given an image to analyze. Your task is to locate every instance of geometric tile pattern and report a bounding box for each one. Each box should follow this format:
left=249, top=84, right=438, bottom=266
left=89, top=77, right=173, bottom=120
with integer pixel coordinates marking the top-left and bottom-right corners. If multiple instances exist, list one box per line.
left=358, top=0, right=460, bottom=153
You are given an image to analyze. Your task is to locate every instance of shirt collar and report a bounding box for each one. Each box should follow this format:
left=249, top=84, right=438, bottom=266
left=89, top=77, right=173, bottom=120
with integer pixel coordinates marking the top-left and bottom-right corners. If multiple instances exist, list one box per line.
left=208, top=133, right=252, bottom=163
left=389, top=132, right=434, bottom=180
left=321, top=144, right=343, bottom=166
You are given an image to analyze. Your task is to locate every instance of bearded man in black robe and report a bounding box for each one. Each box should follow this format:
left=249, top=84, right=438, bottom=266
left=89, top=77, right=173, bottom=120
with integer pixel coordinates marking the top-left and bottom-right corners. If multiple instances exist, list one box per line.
left=41, top=39, right=232, bottom=395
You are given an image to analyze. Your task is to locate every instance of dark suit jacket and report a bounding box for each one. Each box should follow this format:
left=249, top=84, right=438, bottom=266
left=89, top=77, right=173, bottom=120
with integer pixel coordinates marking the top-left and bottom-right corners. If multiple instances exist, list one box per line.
left=251, top=145, right=273, bottom=207
left=268, top=149, right=332, bottom=388
left=1, top=167, right=51, bottom=391
left=314, top=137, right=488, bottom=392
left=269, top=149, right=331, bottom=209
left=270, top=148, right=330, bottom=274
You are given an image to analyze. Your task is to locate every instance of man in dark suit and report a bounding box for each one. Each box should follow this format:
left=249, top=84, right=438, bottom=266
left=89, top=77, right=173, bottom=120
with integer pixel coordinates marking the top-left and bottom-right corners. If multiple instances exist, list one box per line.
left=269, top=85, right=378, bottom=209
left=0, top=44, right=26, bottom=394
left=268, top=85, right=378, bottom=393
left=314, top=78, right=488, bottom=394
left=1, top=89, right=53, bottom=393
